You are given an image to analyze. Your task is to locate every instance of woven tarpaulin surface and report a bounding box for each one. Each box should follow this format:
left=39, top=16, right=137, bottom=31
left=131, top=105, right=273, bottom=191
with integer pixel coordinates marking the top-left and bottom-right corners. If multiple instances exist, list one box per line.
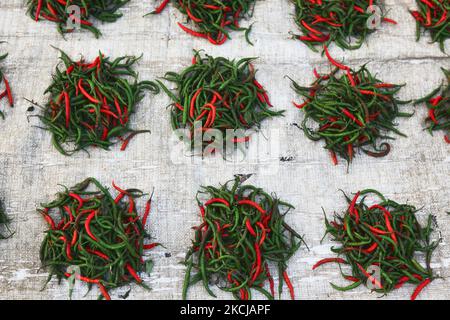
left=0, top=0, right=448, bottom=300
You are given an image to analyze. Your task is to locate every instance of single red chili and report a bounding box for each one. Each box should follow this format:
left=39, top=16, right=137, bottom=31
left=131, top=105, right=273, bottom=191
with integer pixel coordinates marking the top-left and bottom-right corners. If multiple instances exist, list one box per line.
left=312, top=257, right=346, bottom=270
left=411, top=278, right=431, bottom=300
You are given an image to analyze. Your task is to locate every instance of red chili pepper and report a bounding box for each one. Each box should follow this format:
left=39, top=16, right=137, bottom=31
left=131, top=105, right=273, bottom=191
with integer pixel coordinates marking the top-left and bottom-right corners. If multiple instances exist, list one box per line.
left=312, top=257, right=346, bottom=270
left=41, top=209, right=56, bottom=229
left=348, top=191, right=360, bottom=223
left=66, top=65, right=75, bottom=75
left=250, top=243, right=262, bottom=283
left=374, top=83, right=395, bottom=88
left=142, top=196, right=153, bottom=226
left=203, top=103, right=217, bottom=128
left=434, top=9, right=447, bottom=26
left=190, top=88, right=202, bottom=119
left=59, top=235, right=73, bottom=260
left=394, top=274, right=423, bottom=289
left=262, top=265, right=274, bottom=298
left=85, top=210, right=98, bottom=241
left=185, top=6, right=202, bottom=23
left=411, top=278, right=431, bottom=300
left=86, top=248, right=110, bottom=260
left=344, top=275, right=360, bottom=282
left=64, top=272, right=99, bottom=284
left=362, top=242, right=378, bottom=254
left=238, top=199, right=266, bottom=214
left=330, top=150, right=338, bottom=165
left=444, top=135, right=450, bottom=144
left=428, top=109, right=438, bottom=124
left=382, top=18, right=397, bottom=24
left=353, top=5, right=364, bottom=13
left=364, top=223, right=391, bottom=235
left=68, top=192, right=84, bottom=210
left=125, top=263, right=142, bottom=283
left=204, top=198, right=230, bottom=207
left=429, top=95, right=443, bottom=106
left=369, top=204, right=392, bottom=218
left=301, top=20, right=323, bottom=35
left=71, top=230, right=78, bottom=246
left=359, top=89, right=390, bottom=101
left=120, top=131, right=140, bottom=151
left=346, top=70, right=356, bottom=87
left=420, top=0, right=435, bottom=8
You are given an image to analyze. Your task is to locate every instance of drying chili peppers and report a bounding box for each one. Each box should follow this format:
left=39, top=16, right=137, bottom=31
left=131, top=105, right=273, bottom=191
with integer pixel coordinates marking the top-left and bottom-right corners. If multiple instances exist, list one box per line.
left=38, top=177, right=159, bottom=300
left=291, top=0, right=397, bottom=51
left=157, top=51, right=283, bottom=152
left=183, top=175, right=305, bottom=300
left=410, top=0, right=449, bottom=52
left=290, top=46, right=411, bottom=165
left=0, top=199, right=12, bottom=239
left=315, top=189, right=439, bottom=300
left=0, top=49, right=13, bottom=120
left=26, top=0, right=129, bottom=38
left=150, top=0, right=256, bottom=45
left=415, top=68, right=450, bottom=144
left=34, top=50, right=159, bottom=155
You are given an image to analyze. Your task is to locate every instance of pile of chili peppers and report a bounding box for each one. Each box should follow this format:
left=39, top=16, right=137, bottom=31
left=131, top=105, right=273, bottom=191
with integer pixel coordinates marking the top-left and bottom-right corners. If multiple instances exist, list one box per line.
left=292, top=0, right=397, bottom=51
left=39, top=178, right=159, bottom=300
left=158, top=51, right=283, bottom=151
left=183, top=176, right=305, bottom=300
left=150, top=0, right=255, bottom=45
left=0, top=50, right=13, bottom=120
left=26, top=0, right=130, bottom=37
left=0, top=199, right=11, bottom=239
left=315, top=189, right=438, bottom=300
left=415, top=68, right=450, bottom=144
left=36, top=50, right=159, bottom=155
left=291, top=46, right=411, bottom=165
left=410, top=0, right=449, bottom=52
